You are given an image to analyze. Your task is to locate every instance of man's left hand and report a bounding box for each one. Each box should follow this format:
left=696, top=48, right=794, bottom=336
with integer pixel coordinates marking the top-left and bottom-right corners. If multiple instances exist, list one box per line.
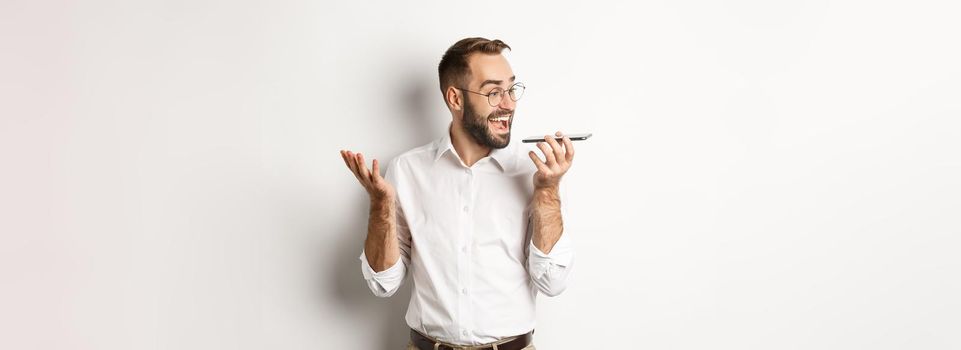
left=528, top=131, right=575, bottom=189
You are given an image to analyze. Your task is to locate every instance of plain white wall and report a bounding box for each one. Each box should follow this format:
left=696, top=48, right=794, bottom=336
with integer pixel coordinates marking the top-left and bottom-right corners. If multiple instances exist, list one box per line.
left=2, top=0, right=959, bottom=349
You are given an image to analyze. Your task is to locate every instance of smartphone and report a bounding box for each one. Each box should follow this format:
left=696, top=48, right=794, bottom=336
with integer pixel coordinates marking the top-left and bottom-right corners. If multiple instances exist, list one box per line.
left=522, top=133, right=592, bottom=143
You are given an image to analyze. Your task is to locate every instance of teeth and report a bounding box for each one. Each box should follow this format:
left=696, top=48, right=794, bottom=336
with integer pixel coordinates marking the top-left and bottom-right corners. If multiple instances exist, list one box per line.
left=489, top=116, right=510, bottom=122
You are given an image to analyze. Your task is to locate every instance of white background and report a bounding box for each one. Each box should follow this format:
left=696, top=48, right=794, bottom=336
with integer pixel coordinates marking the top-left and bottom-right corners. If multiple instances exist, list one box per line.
left=2, top=0, right=959, bottom=349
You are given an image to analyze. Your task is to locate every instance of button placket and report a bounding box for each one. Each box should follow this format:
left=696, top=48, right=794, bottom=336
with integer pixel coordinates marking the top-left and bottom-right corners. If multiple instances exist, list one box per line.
left=456, top=167, right=474, bottom=342
left=460, top=168, right=476, bottom=341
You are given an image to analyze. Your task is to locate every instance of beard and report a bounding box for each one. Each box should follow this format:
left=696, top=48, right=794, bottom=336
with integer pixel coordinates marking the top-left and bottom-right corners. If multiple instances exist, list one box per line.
left=461, top=97, right=513, bottom=149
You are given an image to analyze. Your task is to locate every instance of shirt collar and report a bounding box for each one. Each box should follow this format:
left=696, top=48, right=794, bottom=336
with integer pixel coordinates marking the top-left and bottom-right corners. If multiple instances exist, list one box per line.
left=432, top=131, right=454, bottom=163
left=433, top=125, right=511, bottom=172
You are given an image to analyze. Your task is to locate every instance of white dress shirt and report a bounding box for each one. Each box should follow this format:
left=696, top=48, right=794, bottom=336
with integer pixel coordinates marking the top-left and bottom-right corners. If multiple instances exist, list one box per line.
left=358, top=128, right=575, bottom=346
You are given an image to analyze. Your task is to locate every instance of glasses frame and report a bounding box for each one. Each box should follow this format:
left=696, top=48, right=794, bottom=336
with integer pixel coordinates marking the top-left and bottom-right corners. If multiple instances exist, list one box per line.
left=455, top=82, right=526, bottom=107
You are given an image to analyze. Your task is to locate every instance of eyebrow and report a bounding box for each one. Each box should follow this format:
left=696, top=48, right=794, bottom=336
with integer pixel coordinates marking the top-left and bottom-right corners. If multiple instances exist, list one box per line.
left=479, top=75, right=516, bottom=89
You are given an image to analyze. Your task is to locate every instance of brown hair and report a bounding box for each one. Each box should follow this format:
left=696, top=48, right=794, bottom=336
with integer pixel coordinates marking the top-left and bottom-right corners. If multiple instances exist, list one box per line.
left=437, top=37, right=511, bottom=98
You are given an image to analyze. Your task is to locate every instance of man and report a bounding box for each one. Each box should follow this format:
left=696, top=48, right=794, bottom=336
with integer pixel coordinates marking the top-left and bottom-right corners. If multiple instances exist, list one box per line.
left=339, top=37, right=575, bottom=350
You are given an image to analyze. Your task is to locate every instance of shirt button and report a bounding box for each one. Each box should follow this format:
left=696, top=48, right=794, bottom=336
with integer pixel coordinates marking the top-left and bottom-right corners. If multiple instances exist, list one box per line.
left=461, top=288, right=467, bottom=294
left=461, top=246, right=467, bottom=253
left=462, top=330, right=468, bottom=336
left=462, top=206, right=469, bottom=212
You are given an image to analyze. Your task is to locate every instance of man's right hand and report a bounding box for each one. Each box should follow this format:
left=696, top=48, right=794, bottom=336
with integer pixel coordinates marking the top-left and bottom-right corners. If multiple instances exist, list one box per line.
left=341, top=150, right=401, bottom=274
left=340, top=150, right=395, bottom=202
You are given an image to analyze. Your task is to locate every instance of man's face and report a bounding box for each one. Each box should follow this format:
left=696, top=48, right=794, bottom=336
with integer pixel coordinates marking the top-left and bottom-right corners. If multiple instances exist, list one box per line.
left=460, top=53, right=517, bottom=149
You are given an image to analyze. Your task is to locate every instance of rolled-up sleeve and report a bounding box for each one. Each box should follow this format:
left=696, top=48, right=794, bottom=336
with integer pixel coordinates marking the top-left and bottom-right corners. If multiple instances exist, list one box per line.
left=358, top=159, right=412, bottom=298
left=527, top=231, right=574, bottom=297
left=359, top=247, right=408, bottom=297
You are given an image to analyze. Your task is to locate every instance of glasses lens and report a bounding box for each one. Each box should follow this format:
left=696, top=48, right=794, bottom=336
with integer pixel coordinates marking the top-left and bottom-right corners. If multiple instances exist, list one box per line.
left=487, top=88, right=504, bottom=106
left=509, top=84, right=525, bottom=101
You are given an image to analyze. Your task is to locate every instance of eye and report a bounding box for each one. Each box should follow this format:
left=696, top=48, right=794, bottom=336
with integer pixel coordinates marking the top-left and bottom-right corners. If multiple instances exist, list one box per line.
left=489, top=90, right=501, bottom=98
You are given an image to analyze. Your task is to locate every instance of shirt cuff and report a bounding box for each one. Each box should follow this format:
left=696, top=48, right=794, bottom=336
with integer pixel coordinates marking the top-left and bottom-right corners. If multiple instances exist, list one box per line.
left=528, top=234, right=573, bottom=269
left=359, top=249, right=405, bottom=280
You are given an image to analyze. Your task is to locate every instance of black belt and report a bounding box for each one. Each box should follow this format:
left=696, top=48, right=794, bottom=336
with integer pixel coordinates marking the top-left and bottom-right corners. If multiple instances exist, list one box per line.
left=410, top=329, right=533, bottom=350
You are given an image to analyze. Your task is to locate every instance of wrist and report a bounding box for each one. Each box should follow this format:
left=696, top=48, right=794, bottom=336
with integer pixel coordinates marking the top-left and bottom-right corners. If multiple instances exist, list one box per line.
left=370, top=189, right=394, bottom=201
left=533, top=185, right=560, bottom=205
left=369, top=194, right=395, bottom=210
left=534, top=184, right=559, bottom=196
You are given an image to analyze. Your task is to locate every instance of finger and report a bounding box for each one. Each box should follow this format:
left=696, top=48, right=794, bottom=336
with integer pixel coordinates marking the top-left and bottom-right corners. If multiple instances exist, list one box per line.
left=546, top=133, right=565, bottom=165
left=340, top=150, right=351, bottom=169
left=371, top=158, right=382, bottom=181
left=344, top=151, right=367, bottom=185
left=537, top=140, right=557, bottom=166
left=561, top=136, right=574, bottom=163
left=528, top=151, right=550, bottom=173
left=343, top=150, right=357, bottom=175
left=356, top=153, right=372, bottom=183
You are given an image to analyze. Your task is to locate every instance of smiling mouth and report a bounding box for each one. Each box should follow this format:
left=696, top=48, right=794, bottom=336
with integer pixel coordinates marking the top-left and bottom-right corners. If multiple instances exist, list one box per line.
left=488, top=115, right=511, bottom=133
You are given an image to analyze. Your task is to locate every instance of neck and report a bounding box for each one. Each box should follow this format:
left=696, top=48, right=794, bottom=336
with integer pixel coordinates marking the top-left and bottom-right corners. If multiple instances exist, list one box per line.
left=449, top=121, right=491, bottom=167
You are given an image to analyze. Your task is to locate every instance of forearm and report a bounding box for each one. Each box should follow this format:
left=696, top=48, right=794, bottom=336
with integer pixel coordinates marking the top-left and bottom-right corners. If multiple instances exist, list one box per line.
left=531, top=185, right=563, bottom=254
left=364, top=196, right=400, bottom=272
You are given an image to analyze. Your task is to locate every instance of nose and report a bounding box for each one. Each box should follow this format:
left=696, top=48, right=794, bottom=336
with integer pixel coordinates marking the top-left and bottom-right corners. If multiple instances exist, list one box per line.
left=497, top=92, right=516, bottom=110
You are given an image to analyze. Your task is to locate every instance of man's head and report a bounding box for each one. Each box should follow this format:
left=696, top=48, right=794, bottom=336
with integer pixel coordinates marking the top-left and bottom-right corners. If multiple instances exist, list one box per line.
left=438, top=37, right=520, bottom=149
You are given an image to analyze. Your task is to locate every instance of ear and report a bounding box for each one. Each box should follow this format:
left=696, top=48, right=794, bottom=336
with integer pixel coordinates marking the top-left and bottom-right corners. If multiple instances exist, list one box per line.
left=445, top=86, right=463, bottom=112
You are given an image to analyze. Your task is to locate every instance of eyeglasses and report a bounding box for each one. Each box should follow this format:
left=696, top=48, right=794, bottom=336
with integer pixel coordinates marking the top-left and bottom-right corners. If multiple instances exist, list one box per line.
left=456, top=82, right=526, bottom=107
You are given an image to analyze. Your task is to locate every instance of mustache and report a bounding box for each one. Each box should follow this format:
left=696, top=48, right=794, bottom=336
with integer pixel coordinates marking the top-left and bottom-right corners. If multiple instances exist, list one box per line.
left=488, top=110, right=514, bottom=118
